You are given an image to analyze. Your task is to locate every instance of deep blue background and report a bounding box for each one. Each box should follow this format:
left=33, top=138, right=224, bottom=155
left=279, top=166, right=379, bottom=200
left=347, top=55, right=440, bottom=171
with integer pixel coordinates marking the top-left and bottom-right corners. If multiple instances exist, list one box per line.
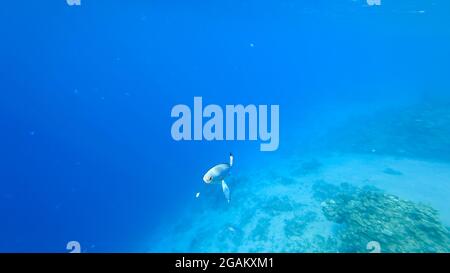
left=0, top=0, right=449, bottom=252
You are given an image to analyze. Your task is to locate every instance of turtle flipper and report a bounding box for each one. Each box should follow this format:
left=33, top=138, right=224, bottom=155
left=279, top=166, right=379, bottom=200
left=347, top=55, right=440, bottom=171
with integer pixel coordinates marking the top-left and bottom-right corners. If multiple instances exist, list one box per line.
left=221, top=180, right=230, bottom=203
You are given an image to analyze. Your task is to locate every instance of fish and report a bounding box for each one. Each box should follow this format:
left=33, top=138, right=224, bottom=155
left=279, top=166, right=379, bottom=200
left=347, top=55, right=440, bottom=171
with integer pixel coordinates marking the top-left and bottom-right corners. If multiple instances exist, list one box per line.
left=203, top=153, right=233, bottom=203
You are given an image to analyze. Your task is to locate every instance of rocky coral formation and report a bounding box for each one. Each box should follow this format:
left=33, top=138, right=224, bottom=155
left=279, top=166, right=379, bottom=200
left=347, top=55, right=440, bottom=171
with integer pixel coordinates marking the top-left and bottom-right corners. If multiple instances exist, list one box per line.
left=284, top=211, right=317, bottom=238
left=260, top=195, right=304, bottom=216
left=319, top=183, right=450, bottom=253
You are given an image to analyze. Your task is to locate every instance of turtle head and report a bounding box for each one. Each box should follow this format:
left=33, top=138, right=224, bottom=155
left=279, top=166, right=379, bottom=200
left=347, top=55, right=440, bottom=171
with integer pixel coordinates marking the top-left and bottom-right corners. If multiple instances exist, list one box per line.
left=203, top=171, right=214, bottom=184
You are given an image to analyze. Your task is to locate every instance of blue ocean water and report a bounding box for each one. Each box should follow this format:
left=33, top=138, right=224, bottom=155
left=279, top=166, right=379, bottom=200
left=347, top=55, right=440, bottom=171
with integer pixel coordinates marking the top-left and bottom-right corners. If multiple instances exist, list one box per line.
left=0, top=1, right=449, bottom=252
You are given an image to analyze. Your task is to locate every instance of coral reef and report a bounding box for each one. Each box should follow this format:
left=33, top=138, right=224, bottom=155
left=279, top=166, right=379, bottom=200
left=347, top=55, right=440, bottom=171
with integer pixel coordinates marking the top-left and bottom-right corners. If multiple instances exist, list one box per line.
left=284, top=211, right=317, bottom=238
left=260, top=196, right=304, bottom=216
left=155, top=155, right=450, bottom=253
left=320, top=183, right=450, bottom=253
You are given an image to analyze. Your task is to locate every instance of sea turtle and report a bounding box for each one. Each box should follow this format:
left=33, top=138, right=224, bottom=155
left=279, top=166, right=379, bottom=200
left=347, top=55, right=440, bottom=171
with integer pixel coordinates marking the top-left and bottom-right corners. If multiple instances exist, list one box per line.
left=202, top=153, right=233, bottom=203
